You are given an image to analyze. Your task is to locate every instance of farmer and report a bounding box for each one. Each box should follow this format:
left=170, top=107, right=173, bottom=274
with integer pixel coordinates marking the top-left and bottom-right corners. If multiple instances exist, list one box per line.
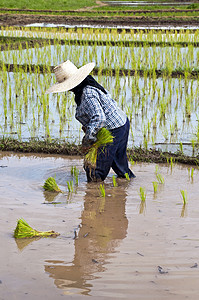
left=46, top=60, right=135, bottom=182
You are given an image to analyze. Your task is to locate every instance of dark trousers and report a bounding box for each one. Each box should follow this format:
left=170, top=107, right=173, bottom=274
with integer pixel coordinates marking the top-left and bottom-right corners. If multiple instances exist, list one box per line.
left=84, top=118, right=135, bottom=182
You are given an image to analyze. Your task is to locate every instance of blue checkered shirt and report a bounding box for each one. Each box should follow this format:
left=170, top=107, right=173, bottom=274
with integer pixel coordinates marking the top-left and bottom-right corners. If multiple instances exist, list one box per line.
left=75, top=86, right=127, bottom=143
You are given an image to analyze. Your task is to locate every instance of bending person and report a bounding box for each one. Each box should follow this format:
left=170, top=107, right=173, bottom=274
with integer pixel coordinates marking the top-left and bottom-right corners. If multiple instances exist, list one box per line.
left=46, top=60, right=135, bottom=182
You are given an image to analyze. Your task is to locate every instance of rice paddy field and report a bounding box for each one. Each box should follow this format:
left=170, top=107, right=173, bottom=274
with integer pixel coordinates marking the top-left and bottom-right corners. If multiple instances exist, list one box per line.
left=0, top=26, right=199, bottom=156
left=1, top=152, right=199, bottom=300
left=1, top=21, right=199, bottom=300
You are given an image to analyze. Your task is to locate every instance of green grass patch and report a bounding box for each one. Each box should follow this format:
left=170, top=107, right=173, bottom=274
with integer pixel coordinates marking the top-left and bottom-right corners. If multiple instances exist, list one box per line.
left=0, top=0, right=96, bottom=10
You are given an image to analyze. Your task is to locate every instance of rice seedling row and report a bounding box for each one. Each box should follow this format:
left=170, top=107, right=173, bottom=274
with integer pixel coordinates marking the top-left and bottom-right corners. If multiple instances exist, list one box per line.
left=1, top=27, right=199, bottom=44
left=2, top=35, right=199, bottom=49
left=1, top=27, right=199, bottom=157
left=1, top=69, right=199, bottom=156
left=1, top=42, right=199, bottom=75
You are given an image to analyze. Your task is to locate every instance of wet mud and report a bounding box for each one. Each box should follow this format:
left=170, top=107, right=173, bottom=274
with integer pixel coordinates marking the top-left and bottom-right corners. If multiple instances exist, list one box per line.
left=0, top=8, right=198, bottom=14
left=0, top=13, right=199, bottom=27
left=0, top=152, right=199, bottom=299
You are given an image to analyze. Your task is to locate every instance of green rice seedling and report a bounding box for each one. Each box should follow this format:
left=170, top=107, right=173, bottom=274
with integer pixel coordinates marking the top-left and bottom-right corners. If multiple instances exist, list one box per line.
left=144, top=137, right=148, bottom=150
left=67, top=180, right=74, bottom=193
left=191, top=139, right=196, bottom=156
left=125, top=173, right=130, bottom=181
left=112, top=175, right=118, bottom=187
left=180, top=189, right=188, bottom=205
left=191, top=168, right=194, bottom=181
left=84, top=128, right=113, bottom=168
left=71, top=166, right=79, bottom=185
left=74, top=169, right=79, bottom=186
left=170, top=157, right=174, bottom=169
left=14, top=218, right=60, bottom=239
left=155, top=165, right=160, bottom=174
left=99, top=184, right=106, bottom=197
left=179, top=142, right=183, bottom=153
left=152, top=181, right=159, bottom=193
left=156, top=173, right=165, bottom=184
left=71, top=166, right=75, bottom=176
left=139, top=187, right=146, bottom=202
left=129, top=156, right=135, bottom=166
left=43, top=176, right=62, bottom=193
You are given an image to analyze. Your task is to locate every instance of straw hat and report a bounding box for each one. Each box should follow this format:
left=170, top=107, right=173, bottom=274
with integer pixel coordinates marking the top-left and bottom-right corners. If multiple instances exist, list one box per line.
left=46, top=60, right=95, bottom=93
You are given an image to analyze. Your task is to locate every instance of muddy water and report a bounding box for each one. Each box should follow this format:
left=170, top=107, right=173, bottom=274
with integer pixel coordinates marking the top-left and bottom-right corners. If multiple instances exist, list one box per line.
left=103, top=1, right=193, bottom=6
left=0, top=152, right=199, bottom=300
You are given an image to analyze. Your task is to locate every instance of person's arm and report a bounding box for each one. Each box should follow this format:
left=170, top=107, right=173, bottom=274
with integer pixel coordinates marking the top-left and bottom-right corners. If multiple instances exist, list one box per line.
left=82, top=88, right=106, bottom=146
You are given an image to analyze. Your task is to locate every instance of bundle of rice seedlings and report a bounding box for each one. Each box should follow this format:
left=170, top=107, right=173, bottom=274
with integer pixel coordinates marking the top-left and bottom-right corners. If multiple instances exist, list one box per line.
left=14, top=218, right=60, bottom=239
left=84, top=128, right=113, bottom=168
left=43, top=176, right=62, bottom=193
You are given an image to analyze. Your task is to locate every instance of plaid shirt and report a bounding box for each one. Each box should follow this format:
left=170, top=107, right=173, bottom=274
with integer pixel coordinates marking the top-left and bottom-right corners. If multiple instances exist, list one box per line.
left=75, top=85, right=127, bottom=143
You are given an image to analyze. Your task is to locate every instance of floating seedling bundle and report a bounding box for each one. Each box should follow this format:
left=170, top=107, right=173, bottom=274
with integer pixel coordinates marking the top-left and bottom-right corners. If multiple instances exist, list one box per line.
left=84, top=128, right=114, bottom=168
left=14, top=219, right=60, bottom=239
left=43, top=176, right=62, bottom=193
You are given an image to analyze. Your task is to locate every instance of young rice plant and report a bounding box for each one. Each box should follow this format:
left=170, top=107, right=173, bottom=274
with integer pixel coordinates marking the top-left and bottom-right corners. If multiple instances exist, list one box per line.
left=14, top=218, right=60, bottom=239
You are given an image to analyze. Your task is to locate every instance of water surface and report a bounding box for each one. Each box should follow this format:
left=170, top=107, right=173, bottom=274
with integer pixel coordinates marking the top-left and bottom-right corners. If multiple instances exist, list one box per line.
left=0, top=152, right=199, bottom=299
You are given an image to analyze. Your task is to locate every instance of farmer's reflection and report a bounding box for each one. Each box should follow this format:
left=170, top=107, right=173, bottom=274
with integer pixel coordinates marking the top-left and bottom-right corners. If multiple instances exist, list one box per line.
left=45, top=180, right=129, bottom=295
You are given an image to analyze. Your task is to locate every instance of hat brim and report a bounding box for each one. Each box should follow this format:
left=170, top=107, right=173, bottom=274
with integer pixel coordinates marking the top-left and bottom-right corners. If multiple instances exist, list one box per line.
left=46, top=62, right=95, bottom=94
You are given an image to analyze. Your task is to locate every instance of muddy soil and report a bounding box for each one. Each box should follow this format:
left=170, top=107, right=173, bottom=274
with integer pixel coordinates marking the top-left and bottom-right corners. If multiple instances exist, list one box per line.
left=0, top=13, right=199, bottom=27
left=0, top=8, right=198, bottom=13
left=0, top=152, right=199, bottom=299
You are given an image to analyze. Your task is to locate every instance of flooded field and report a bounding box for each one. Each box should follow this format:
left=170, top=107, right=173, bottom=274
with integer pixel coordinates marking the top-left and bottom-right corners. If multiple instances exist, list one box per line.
left=0, top=152, right=199, bottom=299
left=1, top=26, right=199, bottom=297
left=103, top=1, right=194, bottom=6
left=1, top=27, right=199, bottom=156
left=0, top=72, right=199, bottom=155
left=2, top=44, right=199, bottom=69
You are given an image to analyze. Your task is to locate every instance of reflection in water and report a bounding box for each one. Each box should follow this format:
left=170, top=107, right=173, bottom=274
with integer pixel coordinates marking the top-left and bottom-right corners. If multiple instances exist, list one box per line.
left=43, top=190, right=59, bottom=203
left=139, top=201, right=146, bottom=215
left=181, top=203, right=188, bottom=218
left=45, top=180, right=129, bottom=295
left=15, top=237, right=41, bottom=251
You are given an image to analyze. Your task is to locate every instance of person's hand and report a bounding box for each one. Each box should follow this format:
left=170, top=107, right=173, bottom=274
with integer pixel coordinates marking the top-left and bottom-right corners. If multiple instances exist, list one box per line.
left=82, top=136, right=95, bottom=147
left=81, top=136, right=95, bottom=154
left=81, top=145, right=91, bottom=154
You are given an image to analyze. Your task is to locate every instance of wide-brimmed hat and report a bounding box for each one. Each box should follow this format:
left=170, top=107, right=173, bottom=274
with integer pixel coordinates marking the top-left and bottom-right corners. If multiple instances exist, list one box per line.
left=46, top=60, right=95, bottom=94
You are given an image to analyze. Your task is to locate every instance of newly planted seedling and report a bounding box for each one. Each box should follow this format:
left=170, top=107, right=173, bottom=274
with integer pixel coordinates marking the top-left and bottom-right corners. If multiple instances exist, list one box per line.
left=180, top=189, right=187, bottom=205
left=155, top=165, right=160, bottom=174
left=156, top=173, right=164, bottom=184
left=170, top=157, right=174, bottom=170
left=112, top=175, right=118, bottom=187
left=191, top=168, right=194, bottom=181
left=71, top=166, right=79, bottom=185
left=125, top=173, right=130, bottom=181
left=152, top=181, right=159, bottom=193
left=139, top=187, right=146, bottom=202
left=99, top=184, right=106, bottom=197
left=179, top=142, right=183, bottom=153
left=67, top=180, right=74, bottom=193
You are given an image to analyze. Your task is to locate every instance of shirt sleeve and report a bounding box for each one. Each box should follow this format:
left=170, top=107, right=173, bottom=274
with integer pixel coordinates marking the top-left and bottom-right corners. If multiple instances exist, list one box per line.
left=82, top=88, right=106, bottom=143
